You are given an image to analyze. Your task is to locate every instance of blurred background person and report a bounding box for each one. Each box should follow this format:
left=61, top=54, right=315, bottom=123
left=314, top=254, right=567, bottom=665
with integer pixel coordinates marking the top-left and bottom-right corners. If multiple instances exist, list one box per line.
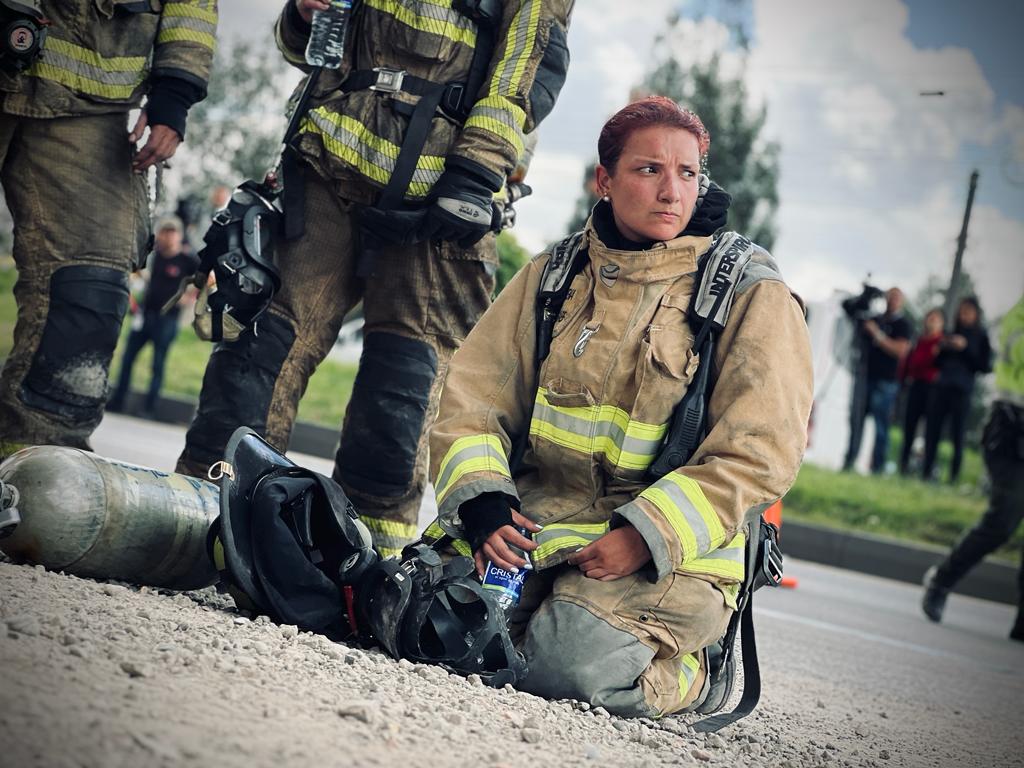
left=899, top=307, right=945, bottom=475
left=923, top=293, right=1024, bottom=641
left=107, top=218, right=193, bottom=419
left=921, top=296, right=993, bottom=483
left=842, top=286, right=912, bottom=474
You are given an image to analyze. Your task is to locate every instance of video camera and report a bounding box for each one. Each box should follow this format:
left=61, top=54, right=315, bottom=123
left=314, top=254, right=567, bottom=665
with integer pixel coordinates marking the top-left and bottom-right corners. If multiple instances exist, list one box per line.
left=841, top=282, right=884, bottom=322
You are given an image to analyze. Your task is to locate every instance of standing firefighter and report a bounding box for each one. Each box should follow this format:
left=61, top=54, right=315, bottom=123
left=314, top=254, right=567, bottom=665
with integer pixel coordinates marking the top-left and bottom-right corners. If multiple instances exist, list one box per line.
left=176, top=0, right=574, bottom=557
left=0, top=0, right=217, bottom=457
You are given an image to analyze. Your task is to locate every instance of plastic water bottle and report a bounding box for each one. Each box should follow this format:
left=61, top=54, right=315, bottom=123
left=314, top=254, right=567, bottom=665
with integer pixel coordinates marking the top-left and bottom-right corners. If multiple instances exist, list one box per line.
left=480, top=527, right=531, bottom=613
left=305, top=0, right=353, bottom=69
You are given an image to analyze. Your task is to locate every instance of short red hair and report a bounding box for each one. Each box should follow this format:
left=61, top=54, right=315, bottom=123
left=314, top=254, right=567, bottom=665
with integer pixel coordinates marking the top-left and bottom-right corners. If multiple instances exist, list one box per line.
left=598, top=96, right=710, bottom=173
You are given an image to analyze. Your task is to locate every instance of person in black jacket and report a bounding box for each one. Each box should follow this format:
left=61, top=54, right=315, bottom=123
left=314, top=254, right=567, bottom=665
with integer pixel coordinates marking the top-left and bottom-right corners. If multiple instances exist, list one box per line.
left=922, top=296, right=993, bottom=483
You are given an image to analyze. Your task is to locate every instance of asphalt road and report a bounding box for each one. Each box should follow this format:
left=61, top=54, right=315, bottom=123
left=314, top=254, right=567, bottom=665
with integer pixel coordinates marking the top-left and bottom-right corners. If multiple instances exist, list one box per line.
left=87, top=413, right=1024, bottom=766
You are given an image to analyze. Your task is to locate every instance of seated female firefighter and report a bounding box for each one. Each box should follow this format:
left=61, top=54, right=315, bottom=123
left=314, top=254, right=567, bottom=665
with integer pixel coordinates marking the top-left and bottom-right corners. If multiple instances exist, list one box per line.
left=422, top=96, right=814, bottom=718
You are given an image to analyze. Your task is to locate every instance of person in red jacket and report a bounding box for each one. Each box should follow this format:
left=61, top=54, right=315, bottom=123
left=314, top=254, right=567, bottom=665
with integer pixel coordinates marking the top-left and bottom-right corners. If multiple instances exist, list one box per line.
left=900, top=308, right=944, bottom=475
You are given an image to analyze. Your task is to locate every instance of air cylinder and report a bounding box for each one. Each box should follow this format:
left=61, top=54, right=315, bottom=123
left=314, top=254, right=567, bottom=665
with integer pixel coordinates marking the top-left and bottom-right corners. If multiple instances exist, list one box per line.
left=0, top=446, right=220, bottom=590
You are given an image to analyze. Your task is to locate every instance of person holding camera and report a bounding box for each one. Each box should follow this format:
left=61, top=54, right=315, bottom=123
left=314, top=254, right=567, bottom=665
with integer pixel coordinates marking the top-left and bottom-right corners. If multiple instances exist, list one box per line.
left=843, top=286, right=911, bottom=474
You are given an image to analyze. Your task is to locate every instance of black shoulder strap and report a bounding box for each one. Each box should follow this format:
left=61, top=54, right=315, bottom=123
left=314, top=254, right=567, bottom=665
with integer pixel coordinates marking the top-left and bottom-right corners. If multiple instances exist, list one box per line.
left=507, top=232, right=588, bottom=473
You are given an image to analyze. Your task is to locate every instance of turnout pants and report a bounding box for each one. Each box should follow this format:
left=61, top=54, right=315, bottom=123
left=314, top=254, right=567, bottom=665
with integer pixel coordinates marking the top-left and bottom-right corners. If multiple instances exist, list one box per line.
left=0, top=112, right=148, bottom=453
left=513, top=565, right=733, bottom=717
left=178, top=170, right=495, bottom=557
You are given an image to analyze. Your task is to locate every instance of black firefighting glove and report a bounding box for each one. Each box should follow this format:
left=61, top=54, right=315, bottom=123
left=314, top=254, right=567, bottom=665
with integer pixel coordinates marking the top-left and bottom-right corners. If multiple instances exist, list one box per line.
left=422, top=158, right=503, bottom=248
left=459, top=492, right=514, bottom=554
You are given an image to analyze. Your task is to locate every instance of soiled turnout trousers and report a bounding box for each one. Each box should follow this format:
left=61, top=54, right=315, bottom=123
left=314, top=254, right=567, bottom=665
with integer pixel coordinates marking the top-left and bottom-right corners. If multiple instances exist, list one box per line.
left=0, top=112, right=148, bottom=453
left=177, top=169, right=494, bottom=556
left=513, top=565, right=733, bottom=717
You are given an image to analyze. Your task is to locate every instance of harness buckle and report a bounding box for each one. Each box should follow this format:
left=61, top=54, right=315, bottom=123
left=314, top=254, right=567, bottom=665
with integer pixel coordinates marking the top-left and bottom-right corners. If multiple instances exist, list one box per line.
left=369, top=67, right=406, bottom=94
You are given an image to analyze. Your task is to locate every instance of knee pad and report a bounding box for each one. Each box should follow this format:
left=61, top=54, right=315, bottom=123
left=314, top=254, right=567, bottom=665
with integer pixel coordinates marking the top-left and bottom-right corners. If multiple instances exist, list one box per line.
left=520, top=600, right=655, bottom=716
left=183, top=312, right=296, bottom=467
left=336, top=332, right=438, bottom=498
left=20, top=265, right=128, bottom=425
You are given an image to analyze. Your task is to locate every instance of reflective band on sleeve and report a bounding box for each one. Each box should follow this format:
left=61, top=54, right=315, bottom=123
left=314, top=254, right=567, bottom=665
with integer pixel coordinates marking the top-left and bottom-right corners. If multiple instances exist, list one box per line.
left=361, top=517, right=420, bottom=557
left=27, top=38, right=147, bottom=100
left=300, top=107, right=446, bottom=199
left=463, top=96, right=526, bottom=157
left=532, top=521, right=608, bottom=563
left=678, top=531, right=746, bottom=582
left=490, top=0, right=541, bottom=97
left=158, top=2, right=217, bottom=50
left=434, top=434, right=512, bottom=507
left=422, top=519, right=473, bottom=557
left=639, top=472, right=726, bottom=561
left=365, top=0, right=478, bottom=46
left=678, top=652, right=700, bottom=699
left=528, top=388, right=667, bottom=473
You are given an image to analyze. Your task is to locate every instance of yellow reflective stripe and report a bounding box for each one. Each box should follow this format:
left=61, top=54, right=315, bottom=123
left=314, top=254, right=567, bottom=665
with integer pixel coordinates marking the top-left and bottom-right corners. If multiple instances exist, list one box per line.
left=377, top=545, right=404, bottom=559
left=422, top=519, right=473, bottom=557
left=157, top=28, right=216, bottom=48
left=360, top=517, right=419, bottom=541
left=532, top=521, right=608, bottom=562
left=28, top=37, right=147, bottom=100
left=434, top=434, right=511, bottom=506
left=464, top=96, right=525, bottom=156
left=163, top=2, right=218, bottom=24
left=364, top=0, right=477, bottom=46
left=678, top=652, right=700, bottom=698
left=678, top=531, right=746, bottom=581
left=640, top=472, right=726, bottom=561
left=490, top=0, right=541, bottom=96
left=529, top=388, right=667, bottom=472
left=300, top=107, right=446, bottom=199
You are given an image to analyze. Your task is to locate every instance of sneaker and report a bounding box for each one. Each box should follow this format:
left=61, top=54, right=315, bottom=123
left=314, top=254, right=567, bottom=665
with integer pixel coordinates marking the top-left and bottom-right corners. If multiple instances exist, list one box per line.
left=921, top=565, right=949, bottom=623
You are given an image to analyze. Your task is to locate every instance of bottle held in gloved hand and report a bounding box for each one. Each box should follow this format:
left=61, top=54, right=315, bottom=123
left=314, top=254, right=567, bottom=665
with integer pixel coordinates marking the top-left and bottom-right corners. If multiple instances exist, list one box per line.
left=481, top=526, right=530, bottom=613
left=305, top=0, right=353, bottom=69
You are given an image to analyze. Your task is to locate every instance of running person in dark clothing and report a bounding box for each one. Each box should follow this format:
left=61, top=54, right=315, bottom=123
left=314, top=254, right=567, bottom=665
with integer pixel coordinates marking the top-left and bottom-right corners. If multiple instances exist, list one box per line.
left=108, top=218, right=194, bottom=418
left=922, top=296, right=993, bottom=483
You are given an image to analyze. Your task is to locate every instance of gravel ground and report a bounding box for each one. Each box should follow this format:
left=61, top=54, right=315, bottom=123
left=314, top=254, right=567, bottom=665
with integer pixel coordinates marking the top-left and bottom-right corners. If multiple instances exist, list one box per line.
left=0, top=554, right=1015, bottom=768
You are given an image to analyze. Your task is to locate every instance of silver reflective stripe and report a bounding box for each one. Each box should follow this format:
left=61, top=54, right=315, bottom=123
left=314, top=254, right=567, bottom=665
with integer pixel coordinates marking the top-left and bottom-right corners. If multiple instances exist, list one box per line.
left=305, top=109, right=444, bottom=189
left=530, top=397, right=665, bottom=471
left=678, top=653, right=700, bottom=698
left=641, top=475, right=715, bottom=557
left=39, top=47, right=144, bottom=89
left=532, top=522, right=608, bottom=563
left=491, top=0, right=540, bottom=96
left=434, top=437, right=511, bottom=504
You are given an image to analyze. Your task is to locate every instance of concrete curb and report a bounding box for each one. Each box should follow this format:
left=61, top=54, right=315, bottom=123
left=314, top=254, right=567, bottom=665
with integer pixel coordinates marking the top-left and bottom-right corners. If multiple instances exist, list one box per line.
left=780, top=520, right=1017, bottom=606
left=134, top=392, right=1017, bottom=607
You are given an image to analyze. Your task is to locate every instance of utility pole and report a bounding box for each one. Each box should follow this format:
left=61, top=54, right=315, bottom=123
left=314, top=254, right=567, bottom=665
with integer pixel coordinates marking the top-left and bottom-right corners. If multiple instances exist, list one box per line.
left=944, top=169, right=979, bottom=327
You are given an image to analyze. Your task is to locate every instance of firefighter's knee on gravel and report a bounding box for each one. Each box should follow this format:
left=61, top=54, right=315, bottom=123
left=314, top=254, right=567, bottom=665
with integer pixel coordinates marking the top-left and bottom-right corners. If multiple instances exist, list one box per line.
left=518, top=599, right=658, bottom=718
left=19, top=265, right=129, bottom=426
left=335, top=332, right=438, bottom=498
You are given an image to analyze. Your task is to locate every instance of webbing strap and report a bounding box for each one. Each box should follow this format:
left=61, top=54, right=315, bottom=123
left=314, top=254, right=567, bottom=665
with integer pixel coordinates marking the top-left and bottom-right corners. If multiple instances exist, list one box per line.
left=694, top=591, right=761, bottom=733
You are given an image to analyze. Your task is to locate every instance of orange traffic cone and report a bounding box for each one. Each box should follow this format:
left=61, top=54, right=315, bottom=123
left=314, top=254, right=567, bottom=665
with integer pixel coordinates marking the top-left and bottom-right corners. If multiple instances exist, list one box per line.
left=764, top=500, right=798, bottom=589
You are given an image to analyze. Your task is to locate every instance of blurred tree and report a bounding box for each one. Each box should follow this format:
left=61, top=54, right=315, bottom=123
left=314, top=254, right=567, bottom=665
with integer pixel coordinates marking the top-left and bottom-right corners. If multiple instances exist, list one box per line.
left=495, top=231, right=531, bottom=297
left=169, top=38, right=295, bottom=201
left=567, top=10, right=779, bottom=249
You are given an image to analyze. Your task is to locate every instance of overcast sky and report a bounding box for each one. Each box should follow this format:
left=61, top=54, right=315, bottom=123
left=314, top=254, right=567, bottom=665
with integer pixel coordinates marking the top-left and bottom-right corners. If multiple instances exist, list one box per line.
left=223, top=0, right=1024, bottom=318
